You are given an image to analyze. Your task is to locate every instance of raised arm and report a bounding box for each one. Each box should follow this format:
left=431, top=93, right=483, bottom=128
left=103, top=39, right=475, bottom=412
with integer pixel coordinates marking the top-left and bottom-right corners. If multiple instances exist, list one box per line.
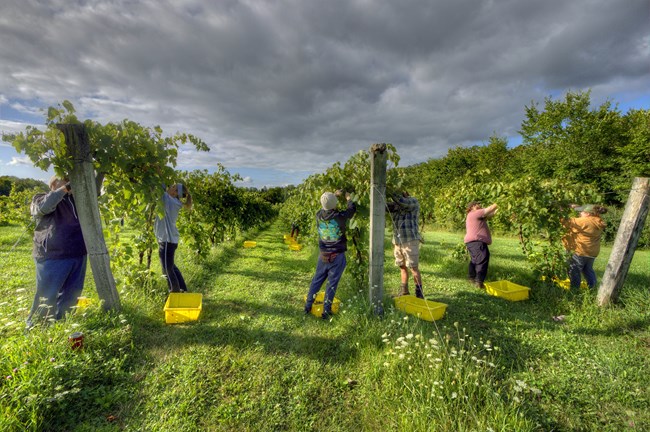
left=338, top=191, right=356, bottom=219
left=483, top=203, right=498, bottom=218
left=30, top=186, right=68, bottom=217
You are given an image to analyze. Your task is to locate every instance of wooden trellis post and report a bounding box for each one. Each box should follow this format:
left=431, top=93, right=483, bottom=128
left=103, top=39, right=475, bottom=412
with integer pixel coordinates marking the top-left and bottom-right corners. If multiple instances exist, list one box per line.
left=57, top=123, right=121, bottom=311
left=597, top=177, right=649, bottom=307
left=369, top=143, right=387, bottom=316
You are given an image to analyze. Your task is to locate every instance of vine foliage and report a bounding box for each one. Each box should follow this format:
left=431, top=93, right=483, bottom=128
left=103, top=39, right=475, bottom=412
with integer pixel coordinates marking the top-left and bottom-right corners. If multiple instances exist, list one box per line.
left=279, top=145, right=401, bottom=288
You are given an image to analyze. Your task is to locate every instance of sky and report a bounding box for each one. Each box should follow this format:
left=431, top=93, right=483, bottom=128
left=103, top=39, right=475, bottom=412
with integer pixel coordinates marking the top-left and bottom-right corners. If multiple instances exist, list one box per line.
left=1, top=0, right=649, bottom=188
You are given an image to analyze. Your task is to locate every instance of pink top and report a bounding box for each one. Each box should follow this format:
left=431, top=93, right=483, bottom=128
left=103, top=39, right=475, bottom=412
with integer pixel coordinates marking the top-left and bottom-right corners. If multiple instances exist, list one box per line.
left=464, top=209, right=492, bottom=245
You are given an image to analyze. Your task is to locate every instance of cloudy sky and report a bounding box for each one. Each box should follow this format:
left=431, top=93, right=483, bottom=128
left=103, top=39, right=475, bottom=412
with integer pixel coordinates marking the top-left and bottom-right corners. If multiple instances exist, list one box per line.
left=1, top=0, right=649, bottom=187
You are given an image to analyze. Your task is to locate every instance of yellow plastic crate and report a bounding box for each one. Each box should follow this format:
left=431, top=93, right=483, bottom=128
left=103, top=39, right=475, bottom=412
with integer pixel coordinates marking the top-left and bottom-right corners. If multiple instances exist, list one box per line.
left=552, top=277, right=588, bottom=290
left=394, top=295, right=447, bottom=321
left=288, top=243, right=303, bottom=251
left=484, top=281, right=530, bottom=301
left=243, top=241, right=257, bottom=248
left=164, top=293, right=203, bottom=324
left=304, top=292, right=341, bottom=317
left=76, top=296, right=93, bottom=309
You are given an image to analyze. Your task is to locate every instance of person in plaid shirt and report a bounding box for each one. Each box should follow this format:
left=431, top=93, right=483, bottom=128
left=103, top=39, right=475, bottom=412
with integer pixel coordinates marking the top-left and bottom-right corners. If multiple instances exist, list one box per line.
left=387, top=190, right=424, bottom=298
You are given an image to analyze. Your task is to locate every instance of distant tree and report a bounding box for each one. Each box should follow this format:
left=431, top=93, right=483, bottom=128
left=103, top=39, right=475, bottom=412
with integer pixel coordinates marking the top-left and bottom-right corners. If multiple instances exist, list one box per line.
left=0, top=177, right=11, bottom=196
left=619, top=109, right=650, bottom=176
left=259, top=186, right=286, bottom=205
left=0, top=176, right=47, bottom=196
left=518, top=91, right=625, bottom=204
left=401, top=135, right=510, bottom=228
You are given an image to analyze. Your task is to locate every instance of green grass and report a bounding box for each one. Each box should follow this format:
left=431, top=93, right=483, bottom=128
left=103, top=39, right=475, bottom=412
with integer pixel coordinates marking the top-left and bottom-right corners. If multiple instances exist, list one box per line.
left=1, top=221, right=648, bottom=431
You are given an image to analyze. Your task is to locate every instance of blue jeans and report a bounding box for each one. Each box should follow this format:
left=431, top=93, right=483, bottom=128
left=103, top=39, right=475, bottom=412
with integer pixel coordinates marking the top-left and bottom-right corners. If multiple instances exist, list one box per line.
left=305, top=253, right=346, bottom=315
left=27, top=256, right=87, bottom=327
left=159, top=242, right=187, bottom=292
left=568, top=254, right=597, bottom=289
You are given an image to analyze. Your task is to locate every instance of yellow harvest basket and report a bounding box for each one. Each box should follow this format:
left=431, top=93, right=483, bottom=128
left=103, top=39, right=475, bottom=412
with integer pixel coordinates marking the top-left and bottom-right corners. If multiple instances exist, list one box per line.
left=484, top=281, right=530, bottom=301
left=243, top=241, right=257, bottom=248
left=288, top=243, right=303, bottom=251
left=76, top=296, right=93, bottom=309
left=164, top=293, right=203, bottom=324
left=394, top=295, right=447, bottom=322
left=552, top=277, right=588, bottom=290
left=304, top=292, right=341, bottom=317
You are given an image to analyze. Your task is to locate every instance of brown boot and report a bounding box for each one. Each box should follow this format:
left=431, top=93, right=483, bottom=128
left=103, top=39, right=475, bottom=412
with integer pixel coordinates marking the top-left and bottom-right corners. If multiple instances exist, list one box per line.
left=395, top=283, right=410, bottom=297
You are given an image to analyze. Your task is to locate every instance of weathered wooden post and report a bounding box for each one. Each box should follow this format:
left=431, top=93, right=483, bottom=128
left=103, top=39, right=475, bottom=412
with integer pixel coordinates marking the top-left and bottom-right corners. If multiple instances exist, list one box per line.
left=369, top=143, right=387, bottom=316
left=598, top=177, right=649, bottom=307
left=57, top=124, right=121, bottom=311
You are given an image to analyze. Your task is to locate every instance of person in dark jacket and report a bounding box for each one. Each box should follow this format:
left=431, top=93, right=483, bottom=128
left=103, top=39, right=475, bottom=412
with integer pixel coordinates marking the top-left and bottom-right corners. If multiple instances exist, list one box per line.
left=304, top=189, right=356, bottom=320
left=26, top=176, right=87, bottom=327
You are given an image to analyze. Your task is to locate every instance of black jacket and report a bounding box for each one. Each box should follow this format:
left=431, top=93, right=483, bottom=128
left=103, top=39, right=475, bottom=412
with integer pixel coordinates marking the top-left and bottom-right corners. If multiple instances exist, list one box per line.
left=31, top=189, right=87, bottom=262
left=316, top=200, right=356, bottom=253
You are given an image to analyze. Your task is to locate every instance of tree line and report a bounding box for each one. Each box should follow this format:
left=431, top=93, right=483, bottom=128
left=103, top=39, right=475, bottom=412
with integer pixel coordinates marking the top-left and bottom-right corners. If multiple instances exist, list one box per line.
left=398, top=90, right=649, bottom=248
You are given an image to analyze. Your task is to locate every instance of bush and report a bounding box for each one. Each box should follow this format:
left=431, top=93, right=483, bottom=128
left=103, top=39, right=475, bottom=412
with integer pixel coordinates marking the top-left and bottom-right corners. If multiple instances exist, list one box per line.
left=601, top=206, right=650, bottom=249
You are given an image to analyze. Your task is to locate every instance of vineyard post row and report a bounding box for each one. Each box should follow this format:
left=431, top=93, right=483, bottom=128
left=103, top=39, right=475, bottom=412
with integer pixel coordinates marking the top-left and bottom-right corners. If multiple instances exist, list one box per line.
left=598, top=177, right=650, bottom=306
left=59, top=123, right=121, bottom=311
left=369, top=143, right=388, bottom=316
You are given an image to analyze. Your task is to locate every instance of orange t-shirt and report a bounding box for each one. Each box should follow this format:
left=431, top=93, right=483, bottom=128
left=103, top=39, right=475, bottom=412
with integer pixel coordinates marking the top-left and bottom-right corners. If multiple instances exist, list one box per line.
left=562, top=215, right=606, bottom=257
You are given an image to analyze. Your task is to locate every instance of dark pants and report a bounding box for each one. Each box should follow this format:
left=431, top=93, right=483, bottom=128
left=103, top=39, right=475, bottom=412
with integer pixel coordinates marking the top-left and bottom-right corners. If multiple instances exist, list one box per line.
left=466, top=241, right=490, bottom=284
left=305, top=253, right=346, bottom=315
left=27, top=256, right=87, bottom=327
left=568, top=254, right=597, bottom=289
left=158, top=242, right=187, bottom=293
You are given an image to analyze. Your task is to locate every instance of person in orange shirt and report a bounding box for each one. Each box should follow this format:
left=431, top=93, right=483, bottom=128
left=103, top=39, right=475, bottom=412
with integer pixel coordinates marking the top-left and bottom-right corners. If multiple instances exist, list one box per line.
left=562, top=204, right=607, bottom=289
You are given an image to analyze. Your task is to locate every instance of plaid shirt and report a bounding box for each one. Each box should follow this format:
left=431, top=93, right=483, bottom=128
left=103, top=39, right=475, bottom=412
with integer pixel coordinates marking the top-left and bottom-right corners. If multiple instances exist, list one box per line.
left=387, top=195, right=421, bottom=245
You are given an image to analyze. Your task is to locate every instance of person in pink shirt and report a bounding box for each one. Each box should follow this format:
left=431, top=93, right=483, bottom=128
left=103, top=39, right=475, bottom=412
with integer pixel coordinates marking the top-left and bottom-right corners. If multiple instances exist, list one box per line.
left=464, top=201, right=498, bottom=289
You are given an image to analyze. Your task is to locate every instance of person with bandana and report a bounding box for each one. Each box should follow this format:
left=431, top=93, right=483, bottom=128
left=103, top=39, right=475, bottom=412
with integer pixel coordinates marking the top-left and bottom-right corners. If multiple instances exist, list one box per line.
left=304, top=189, right=356, bottom=320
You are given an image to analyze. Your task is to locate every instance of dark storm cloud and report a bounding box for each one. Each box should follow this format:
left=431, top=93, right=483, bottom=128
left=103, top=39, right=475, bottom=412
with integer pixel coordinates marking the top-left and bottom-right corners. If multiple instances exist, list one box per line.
left=1, top=0, right=648, bottom=174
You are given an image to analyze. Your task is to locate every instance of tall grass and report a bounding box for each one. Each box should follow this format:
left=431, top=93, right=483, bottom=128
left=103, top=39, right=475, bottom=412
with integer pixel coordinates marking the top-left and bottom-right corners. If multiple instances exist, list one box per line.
left=1, top=221, right=648, bottom=431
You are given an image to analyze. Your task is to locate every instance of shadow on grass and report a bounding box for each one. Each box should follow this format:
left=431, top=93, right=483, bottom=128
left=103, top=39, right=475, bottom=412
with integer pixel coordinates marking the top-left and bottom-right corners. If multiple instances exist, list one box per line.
left=419, top=285, right=575, bottom=375
left=572, top=316, right=650, bottom=337
left=130, top=295, right=359, bottom=364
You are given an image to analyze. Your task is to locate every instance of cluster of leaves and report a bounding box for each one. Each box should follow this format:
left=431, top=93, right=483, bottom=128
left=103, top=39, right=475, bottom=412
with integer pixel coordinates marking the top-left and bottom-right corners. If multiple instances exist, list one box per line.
left=3, top=101, right=209, bottom=291
left=0, top=184, right=44, bottom=228
left=435, top=170, right=601, bottom=277
left=179, top=168, right=277, bottom=257
left=3, top=101, right=280, bottom=293
left=278, top=145, right=401, bottom=287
